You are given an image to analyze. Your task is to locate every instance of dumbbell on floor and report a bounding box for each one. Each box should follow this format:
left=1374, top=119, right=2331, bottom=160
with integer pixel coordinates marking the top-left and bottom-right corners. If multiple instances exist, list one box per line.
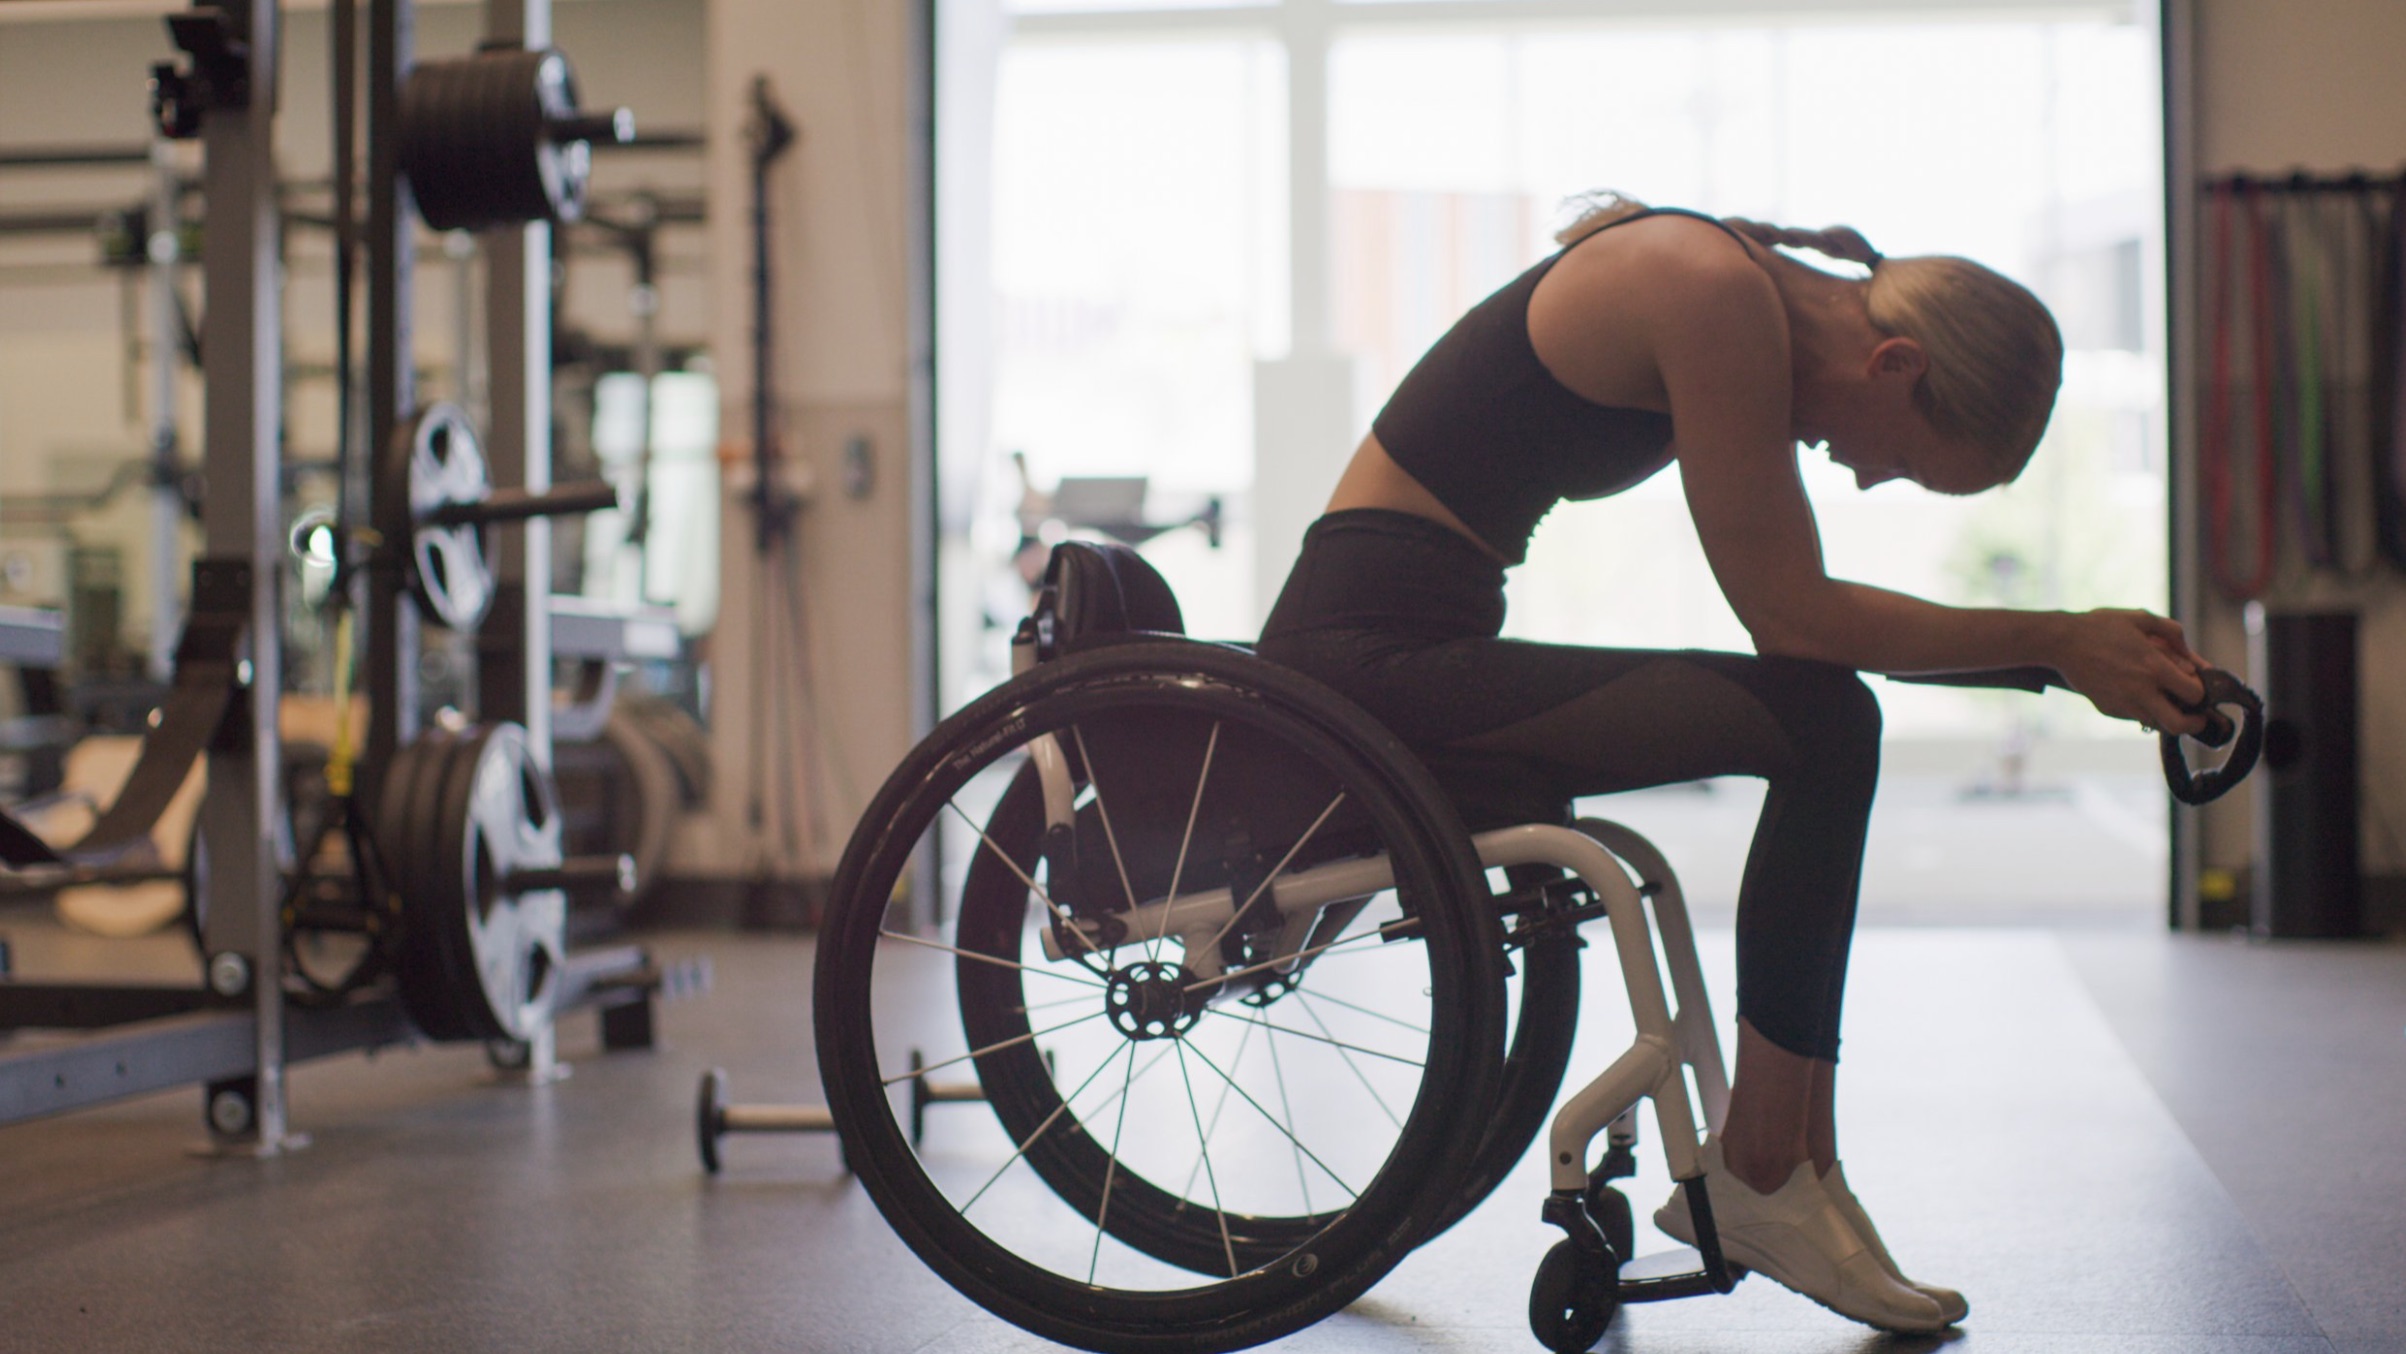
left=695, top=1050, right=997, bottom=1175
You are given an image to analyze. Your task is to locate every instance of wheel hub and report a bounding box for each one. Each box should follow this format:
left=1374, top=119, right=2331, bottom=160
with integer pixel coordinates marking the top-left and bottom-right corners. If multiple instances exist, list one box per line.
left=1104, top=960, right=1202, bottom=1041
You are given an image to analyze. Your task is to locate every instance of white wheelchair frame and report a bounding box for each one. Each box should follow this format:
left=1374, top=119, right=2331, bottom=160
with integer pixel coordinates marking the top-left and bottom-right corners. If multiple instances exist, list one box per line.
left=1032, top=722, right=1736, bottom=1274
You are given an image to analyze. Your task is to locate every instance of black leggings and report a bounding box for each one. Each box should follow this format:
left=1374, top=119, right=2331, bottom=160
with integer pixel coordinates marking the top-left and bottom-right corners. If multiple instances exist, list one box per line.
left=1258, top=510, right=1880, bottom=1063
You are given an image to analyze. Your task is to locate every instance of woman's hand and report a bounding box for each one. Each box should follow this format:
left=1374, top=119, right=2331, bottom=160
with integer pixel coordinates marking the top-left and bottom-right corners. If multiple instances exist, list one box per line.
left=2050, top=609, right=2211, bottom=735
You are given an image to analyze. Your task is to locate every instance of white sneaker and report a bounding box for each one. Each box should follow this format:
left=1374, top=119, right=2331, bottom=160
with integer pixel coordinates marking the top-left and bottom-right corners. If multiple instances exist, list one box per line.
left=1653, top=1137, right=1948, bottom=1334
left=1820, top=1161, right=1968, bottom=1325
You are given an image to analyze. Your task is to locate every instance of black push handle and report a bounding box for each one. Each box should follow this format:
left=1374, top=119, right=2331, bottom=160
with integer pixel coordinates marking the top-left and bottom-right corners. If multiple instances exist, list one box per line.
left=1891, top=663, right=2264, bottom=805
left=2159, top=667, right=2262, bottom=806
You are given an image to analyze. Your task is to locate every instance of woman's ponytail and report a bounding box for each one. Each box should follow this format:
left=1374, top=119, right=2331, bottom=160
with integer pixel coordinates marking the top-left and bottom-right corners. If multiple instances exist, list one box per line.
left=1721, top=218, right=1884, bottom=271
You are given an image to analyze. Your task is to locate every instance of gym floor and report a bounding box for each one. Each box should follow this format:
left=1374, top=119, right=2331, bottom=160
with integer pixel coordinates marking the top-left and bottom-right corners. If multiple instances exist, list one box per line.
left=1, top=873, right=2401, bottom=1351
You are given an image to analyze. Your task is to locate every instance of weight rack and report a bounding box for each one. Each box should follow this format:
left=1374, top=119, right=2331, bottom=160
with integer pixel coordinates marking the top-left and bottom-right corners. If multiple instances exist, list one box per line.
left=0, top=0, right=669, bottom=1148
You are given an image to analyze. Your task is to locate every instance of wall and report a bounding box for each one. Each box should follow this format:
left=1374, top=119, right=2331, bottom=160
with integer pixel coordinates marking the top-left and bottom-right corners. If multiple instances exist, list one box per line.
left=2188, top=0, right=2406, bottom=898
left=690, top=0, right=920, bottom=885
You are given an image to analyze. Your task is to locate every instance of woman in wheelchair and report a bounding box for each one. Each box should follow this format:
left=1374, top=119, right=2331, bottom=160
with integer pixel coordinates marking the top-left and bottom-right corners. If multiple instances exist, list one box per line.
left=1255, top=195, right=2212, bottom=1333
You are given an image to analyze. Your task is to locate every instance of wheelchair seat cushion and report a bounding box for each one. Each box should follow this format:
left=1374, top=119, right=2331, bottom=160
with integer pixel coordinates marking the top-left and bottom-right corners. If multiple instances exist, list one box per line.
left=1043, top=541, right=1184, bottom=640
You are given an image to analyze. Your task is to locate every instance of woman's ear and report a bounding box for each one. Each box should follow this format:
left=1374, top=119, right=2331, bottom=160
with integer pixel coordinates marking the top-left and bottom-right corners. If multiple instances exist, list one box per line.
left=1866, top=336, right=1928, bottom=381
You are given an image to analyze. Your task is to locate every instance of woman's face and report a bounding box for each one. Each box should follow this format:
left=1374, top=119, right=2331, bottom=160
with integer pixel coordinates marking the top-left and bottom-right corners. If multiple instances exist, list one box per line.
left=1798, top=337, right=2000, bottom=496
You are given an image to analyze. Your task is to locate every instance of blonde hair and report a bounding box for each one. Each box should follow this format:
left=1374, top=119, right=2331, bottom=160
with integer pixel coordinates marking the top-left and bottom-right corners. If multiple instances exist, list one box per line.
left=1555, top=193, right=2064, bottom=483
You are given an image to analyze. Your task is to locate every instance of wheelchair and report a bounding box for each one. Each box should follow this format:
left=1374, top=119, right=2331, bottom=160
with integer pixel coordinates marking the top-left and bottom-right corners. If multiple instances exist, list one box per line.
left=812, top=540, right=2262, bottom=1354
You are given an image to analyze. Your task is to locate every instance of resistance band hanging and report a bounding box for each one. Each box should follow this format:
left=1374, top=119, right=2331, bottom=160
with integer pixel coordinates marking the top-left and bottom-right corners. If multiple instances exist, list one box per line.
left=0, top=561, right=248, bottom=872
left=2202, top=169, right=2406, bottom=589
left=2325, top=187, right=2385, bottom=577
left=2204, top=183, right=2277, bottom=599
left=2279, top=192, right=2337, bottom=570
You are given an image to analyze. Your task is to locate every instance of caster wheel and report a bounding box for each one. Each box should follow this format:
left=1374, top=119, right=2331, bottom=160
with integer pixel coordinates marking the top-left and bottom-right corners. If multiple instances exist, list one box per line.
left=1585, top=1182, right=1635, bottom=1267
left=1529, top=1238, right=1620, bottom=1353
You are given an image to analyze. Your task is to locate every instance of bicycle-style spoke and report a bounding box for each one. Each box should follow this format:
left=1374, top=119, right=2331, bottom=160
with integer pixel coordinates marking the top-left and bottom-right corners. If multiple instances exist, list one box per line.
left=1016, top=990, right=1102, bottom=1016
left=1264, top=1018, right=1315, bottom=1216
left=879, top=928, right=1106, bottom=989
left=1089, top=1027, right=1143, bottom=1285
left=960, top=1042, right=1134, bottom=1215
left=1173, top=1042, right=1241, bottom=1279
left=1154, top=721, right=1221, bottom=956
left=1290, top=998, right=1407, bottom=1129
left=1178, top=1016, right=1259, bottom=1203
left=1182, top=1029, right=1363, bottom=1204
left=1188, top=915, right=1421, bottom=993
left=1195, top=791, right=1348, bottom=960
left=1291, top=987, right=1430, bottom=1036
left=891, top=1010, right=1108, bottom=1086
left=1070, top=725, right=1142, bottom=917
left=1200, top=1002, right=1424, bottom=1070
left=944, top=799, right=1100, bottom=956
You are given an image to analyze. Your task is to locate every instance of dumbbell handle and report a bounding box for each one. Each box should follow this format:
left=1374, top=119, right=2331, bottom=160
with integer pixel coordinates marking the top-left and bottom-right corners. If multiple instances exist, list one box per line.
left=421, top=480, right=621, bottom=528
left=548, top=108, right=634, bottom=146
left=720, top=1103, right=835, bottom=1134
left=502, top=853, right=635, bottom=898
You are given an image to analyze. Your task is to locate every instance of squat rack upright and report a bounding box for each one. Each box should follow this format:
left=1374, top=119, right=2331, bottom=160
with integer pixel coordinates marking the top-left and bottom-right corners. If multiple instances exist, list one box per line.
left=0, top=0, right=664, bottom=1151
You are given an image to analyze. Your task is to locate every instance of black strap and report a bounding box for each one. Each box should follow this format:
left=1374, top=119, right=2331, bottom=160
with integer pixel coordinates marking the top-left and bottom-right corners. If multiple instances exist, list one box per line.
left=0, top=561, right=248, bottom=870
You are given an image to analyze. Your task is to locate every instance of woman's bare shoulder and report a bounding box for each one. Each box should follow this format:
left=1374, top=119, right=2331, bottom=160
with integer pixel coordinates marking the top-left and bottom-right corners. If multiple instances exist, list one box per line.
left=1529, top=213, right=1780, bottom=407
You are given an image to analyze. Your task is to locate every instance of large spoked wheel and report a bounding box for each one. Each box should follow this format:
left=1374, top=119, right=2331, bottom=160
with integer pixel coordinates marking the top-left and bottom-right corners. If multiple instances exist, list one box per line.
left=817, top=641, right=1508, bottom=1353
left=962, top=770, right=1578, bottom=1262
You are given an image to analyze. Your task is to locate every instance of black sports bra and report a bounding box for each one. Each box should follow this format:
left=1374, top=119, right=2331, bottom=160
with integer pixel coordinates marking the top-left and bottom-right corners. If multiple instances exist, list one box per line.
left=1370, top=207, right=1755, bottom=565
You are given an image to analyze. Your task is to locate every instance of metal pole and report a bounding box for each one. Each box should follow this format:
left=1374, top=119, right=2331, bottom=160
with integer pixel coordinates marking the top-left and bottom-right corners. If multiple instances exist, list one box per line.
left=145, top=133, right=184, bottom=684
left=2161, top=0, right=2204, bottom=932
left=364, top=0, right=418, bottom=800
left=478, top=0, right=553, bottom=759
left=193, top=0, right=291, bottom=1152
left=481, top=0, right=561, bottom=1081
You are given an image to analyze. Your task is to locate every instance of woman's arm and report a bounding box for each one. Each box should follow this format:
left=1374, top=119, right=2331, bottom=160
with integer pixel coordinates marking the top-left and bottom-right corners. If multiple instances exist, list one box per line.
left=1531, top=219, right=2208, bottom=731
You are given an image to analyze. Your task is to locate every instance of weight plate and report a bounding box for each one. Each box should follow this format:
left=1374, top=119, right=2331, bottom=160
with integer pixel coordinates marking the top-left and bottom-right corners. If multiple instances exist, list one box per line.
left=397, top=723, right=566, bottom=1043
left=387, top=404, right=495, bottom=633
left=388, top=729, right=461, bottom=1037
left=400, top=47, right=594, bottom=232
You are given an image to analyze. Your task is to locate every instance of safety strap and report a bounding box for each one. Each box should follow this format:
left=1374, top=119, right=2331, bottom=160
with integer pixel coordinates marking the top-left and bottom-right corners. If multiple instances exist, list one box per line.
left=0, top=560, right=248, bottom=871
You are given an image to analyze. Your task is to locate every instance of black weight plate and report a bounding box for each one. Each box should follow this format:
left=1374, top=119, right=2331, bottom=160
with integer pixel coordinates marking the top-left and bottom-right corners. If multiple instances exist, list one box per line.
left=421, top=723, right=565, bottom=1044
left=392, top=729, right=476, bottom=1040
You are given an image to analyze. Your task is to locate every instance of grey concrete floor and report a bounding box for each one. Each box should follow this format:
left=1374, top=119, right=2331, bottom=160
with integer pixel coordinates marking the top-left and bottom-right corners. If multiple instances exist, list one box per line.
left=1, top=910, right=2400, bottom=1353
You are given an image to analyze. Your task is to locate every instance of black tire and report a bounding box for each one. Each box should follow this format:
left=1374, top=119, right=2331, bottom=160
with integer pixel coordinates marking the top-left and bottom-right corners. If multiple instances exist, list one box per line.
left=1586, top=1184, right=1635, bottom=1268
left=816, top=641, right=1508, bottom=1353
left=1528, top=1239, right=1619, bottom=1353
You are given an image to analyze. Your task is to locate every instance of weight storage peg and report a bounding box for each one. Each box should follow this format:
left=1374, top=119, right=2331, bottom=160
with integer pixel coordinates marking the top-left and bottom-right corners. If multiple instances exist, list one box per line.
left=399, top=47, right=631, bottom=232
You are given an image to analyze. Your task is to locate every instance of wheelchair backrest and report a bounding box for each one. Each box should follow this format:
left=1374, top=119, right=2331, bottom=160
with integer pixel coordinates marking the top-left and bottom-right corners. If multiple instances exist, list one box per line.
left=1025, top=541, right=1183, bottom=665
